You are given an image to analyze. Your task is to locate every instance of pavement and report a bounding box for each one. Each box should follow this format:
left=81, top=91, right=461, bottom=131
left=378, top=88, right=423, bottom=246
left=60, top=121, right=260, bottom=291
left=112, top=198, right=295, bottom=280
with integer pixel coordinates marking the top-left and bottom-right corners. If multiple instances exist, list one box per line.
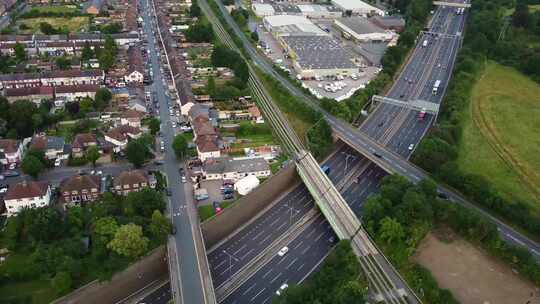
left=140, top=0, right=212, bottom=302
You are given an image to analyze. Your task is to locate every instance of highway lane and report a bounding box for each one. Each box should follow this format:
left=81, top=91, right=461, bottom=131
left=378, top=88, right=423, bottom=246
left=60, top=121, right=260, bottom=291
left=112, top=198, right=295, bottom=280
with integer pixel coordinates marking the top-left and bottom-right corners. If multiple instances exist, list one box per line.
left=221, top=150, right=385, bottom=303
left=208, top=145, right=365, bottom=288
left=141, top=0, right=208, bottom=302
left=137, top=283, right=172, bottom=304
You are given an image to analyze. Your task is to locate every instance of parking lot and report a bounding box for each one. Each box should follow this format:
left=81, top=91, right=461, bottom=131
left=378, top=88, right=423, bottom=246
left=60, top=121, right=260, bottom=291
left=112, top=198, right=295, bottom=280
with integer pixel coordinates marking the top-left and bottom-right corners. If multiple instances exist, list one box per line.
left=256, top=24, right=381, bottom=101
left=196, top=179, right=237, bottom=206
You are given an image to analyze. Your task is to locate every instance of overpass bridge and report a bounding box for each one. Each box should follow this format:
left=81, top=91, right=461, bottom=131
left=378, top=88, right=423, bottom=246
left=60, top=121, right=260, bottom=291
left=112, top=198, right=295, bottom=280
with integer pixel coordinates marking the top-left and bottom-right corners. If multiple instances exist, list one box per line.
left=433, top=1, right=471, bottom=8
left=198, top=0, right=421, bottom=302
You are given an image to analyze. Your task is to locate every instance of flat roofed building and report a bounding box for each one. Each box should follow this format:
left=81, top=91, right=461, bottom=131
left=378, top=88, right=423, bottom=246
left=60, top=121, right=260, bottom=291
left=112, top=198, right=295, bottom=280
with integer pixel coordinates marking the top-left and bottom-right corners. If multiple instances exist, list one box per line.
left=331, top=0, right=384, bottom=16
left=252, top=3, right=275, bottom=17
left=334, top=17, right=396, bottom=42
left=203, top=157, right=270, bottom=181
left=280, top=35, right=358, bottom=78
left=263, top=15, right=328, bottom=37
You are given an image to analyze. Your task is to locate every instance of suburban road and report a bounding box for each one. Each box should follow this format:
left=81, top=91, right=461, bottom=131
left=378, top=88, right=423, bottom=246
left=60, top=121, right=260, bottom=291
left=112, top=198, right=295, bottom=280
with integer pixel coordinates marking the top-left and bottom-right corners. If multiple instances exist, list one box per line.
left=140, top=0, right=208, bottom=302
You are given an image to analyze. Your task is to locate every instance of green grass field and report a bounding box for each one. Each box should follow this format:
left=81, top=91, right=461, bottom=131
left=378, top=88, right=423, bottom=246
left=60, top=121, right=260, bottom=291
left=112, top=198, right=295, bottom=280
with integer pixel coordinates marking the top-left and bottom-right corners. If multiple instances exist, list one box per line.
left=27, top=5, right=80, bottom=14
left=456, top=62, right=540, bottom=212
left=19, top=16, right=88, bottom=34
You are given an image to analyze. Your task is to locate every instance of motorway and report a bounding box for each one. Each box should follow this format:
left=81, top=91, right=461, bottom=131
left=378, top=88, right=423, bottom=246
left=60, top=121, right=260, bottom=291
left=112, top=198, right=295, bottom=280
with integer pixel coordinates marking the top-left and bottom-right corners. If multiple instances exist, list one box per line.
left=205, top=0, right=540, bottom=262
left=140, top=0, right=210, bottom=302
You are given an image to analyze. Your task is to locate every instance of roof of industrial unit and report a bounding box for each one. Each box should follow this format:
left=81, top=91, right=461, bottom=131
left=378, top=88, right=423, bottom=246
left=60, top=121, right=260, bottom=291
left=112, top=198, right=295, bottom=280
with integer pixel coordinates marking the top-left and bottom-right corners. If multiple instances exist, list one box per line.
left=264, top=15, right=327, bottom=36
left=335, top=17, right=387, bottom=35
left=331, top=0, right=384, bottom=14
left=281, top=35, right=357, bottom=70
left=204, top=157, right=269, bottom=174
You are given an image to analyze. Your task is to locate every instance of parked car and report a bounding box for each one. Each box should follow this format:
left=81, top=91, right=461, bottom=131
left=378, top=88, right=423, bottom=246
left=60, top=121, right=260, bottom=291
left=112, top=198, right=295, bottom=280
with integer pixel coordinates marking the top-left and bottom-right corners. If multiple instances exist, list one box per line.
left=223, top=193, right=234, bottom=200
left=3, top=170, right=19, bottom=177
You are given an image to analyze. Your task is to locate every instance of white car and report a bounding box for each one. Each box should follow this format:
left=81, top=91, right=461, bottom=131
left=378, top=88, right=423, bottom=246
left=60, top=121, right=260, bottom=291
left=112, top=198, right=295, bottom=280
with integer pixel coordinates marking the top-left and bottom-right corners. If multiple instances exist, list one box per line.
left=408, top=144, right=415, bottom=151
left=54, top=159, right=62, bottom=167
left=278, top=246, right=289, bottom=257
left=180, top=126, right=192, bottom=132
left=276, top=283, right=288, bottom=296
left=0, top=187, right=8, bottom=194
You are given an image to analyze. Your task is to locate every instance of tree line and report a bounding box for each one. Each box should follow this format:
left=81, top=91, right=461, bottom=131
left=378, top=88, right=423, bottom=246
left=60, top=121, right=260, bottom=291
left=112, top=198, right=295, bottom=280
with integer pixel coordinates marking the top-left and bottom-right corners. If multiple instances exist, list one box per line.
left=364, top=175, right=540, bottom=290
left=0, top=189, right=171, bottom=301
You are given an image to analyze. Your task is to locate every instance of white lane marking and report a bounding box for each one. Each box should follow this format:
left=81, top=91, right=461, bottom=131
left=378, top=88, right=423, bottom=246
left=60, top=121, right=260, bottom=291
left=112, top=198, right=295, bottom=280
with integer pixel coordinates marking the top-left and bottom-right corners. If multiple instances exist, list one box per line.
left=262, top=269, right=273, bottom=279
left=250, top=288, right=266, bottom=302
left=286, top=257, right=298, bottom=270
left=240, top=248, right=255, bottom=260
left=297, top=263, right=305, bottom=272
left=270, top=272, right=282, bottom=283
left=251, top=230, right=265, bottom=241
left=242, top=284, right=256, bottom=295
left=301, top=245, right=311, bottom=255
left=259, top=234, right=272, bottom=245
left=505, top=233, right=526, bottom=246
left=293, top=241, right=303, bottom=250
left=233, top=244, right=247, bottom=256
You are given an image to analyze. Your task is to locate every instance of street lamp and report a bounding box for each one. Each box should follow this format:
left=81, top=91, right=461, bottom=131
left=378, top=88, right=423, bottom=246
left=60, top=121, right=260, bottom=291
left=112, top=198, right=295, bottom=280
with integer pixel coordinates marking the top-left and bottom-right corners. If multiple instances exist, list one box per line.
left=284, top=204, right=300, bottom=226
left=222, top=250, right=239, bottom=277
left=341, top=151, right=356, bottom=172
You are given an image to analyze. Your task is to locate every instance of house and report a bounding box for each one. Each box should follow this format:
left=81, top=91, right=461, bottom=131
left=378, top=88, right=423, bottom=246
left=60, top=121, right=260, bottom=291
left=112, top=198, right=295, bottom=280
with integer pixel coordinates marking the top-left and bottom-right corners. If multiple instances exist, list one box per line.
left=86, top=0, right=106, bottom=15
left=71, top=133, right=97, bottom=158
left=248, top=105, right=264, bottom=123
left=202, top=157, right=271, bottom=181
left=104, top=125, right=142, bottom=152
left=125, top=45, right=144, bottom=83
left=120, top=109, right=143, bottom=128
left=0, top=139, right=23, bottom=165
left=4, top=86, right=54, bottom=104
left=60, top=174, right=101, bottom=206
left=195, top=135, right=221, bottom=161
left=41, top=69, right=104, bottom=86
left=54, top=84, right=100, bottom=101
left=29, top=135, right=67, bottom=160
left=112, top=170, right=155, bottom=195
left=4, top=181, right=51, bottom=216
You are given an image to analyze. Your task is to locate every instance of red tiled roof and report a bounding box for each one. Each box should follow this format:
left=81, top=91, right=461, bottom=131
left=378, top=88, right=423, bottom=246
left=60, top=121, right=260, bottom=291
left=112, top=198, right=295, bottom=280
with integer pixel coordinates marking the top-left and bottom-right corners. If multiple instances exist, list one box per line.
left=195, top=135, right=219, bottom=153
left=4, top=86, right=54, bottom=97
left=0, top=139, right=19, bottom=154
left=60, top=174, right=100, bottom=193
left=72, top=133, right=97, bottom=149
left=5, top=181, right=49, bottom=201
left=106, top=125, right=141, bottom=141
left=55, top=84, right=100, bottom=94
left=113, top=170, right=148, bottom=188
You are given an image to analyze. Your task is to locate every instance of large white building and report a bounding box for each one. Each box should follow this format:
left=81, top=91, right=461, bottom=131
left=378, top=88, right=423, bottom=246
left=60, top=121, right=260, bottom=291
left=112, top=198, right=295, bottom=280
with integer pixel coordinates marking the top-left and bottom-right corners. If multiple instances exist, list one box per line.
left=331, top=0, right=384, bottom=16
left=203, top=157, right=271, bottom=182
left=263, top=15, right=328, bottom=37
left=4, top=181, right=51, bottom=216
left=334, top=17, right=396, bottom=42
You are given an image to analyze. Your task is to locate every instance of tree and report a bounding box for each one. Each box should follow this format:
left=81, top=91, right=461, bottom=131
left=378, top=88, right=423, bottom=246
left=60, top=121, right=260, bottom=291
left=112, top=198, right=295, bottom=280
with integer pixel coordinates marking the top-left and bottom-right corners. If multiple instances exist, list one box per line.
left=51, top=271, right=72, bottom=296
left=148, top=118, right=161, bottom=135
left=379, top=217, right=405, bottom=245
left=124, top=188, right=166, bottom=218
left=206, top=76, right=216, bottom=96
left=39, top=22, right=57, bottom=35
left=185, top=21, right=214, bottom=43
left=55, top=56, right=71, bottom=70
left=93, top=88, right=112, bottom=111
left=81, top=41, right=94, bottom=62
left=125, top=139, right=150, bottom=168
left=21, top=155, right=45, bottom=178
left=149, top=210, right=171, bottom=243
left=14, top=42, right=26, bottom=63
left=190, top=0, right=201, bottom=17
left=98, top=51, right=115, bottom=71
left=513, top=0, right=530, bottom=28
left=172, top=134, right=188, bottom=159
left=107, top=223, right=149, bottom=259
left=250, top=31, right=259, bottom=42
left=85, top=145, right=100, bottom=167
left=79, top=97, right=94, bottom=114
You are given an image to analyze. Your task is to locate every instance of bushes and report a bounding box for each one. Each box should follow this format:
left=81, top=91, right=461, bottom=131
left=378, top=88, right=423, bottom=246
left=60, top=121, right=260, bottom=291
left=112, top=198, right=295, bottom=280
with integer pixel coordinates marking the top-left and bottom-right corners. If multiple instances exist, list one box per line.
left=366, top=175, right=540, bottom=289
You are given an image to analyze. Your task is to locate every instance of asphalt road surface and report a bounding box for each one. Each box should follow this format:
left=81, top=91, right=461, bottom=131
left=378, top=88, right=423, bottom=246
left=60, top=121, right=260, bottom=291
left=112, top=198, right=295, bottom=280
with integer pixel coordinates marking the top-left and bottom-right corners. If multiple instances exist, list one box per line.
left=140, top=0, right=207, bottom=302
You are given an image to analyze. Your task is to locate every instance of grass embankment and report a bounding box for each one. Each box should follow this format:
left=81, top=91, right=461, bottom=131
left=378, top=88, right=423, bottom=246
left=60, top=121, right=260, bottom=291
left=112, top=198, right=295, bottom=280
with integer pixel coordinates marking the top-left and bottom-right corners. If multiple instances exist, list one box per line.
left=198, top=201, right=234, bottom=222
left=456, top=62, right=540, bottom=213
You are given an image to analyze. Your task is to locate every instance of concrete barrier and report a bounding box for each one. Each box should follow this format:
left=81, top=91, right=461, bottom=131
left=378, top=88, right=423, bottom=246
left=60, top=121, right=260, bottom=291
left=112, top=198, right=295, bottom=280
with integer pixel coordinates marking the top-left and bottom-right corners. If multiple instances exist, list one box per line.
left=201, top=164, right=300, bottom=248
left=53, top=246, right=168, bottom=304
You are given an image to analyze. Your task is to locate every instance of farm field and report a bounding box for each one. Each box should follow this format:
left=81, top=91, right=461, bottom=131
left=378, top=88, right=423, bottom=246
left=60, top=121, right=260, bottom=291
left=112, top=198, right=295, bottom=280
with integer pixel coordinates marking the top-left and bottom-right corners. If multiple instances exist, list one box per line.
left=456, top=62, right=540, bottom=213
left=415, top=233, right=540, bottom=304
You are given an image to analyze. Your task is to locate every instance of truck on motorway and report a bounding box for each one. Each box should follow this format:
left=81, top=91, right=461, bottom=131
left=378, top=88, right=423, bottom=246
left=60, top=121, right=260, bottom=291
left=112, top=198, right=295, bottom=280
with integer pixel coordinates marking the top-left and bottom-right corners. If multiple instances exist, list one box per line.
left=432, top=79, right=441, bottom=94
left=321, top=165, right=330, bottom=175
left=418, top=108, right=427, bottom=120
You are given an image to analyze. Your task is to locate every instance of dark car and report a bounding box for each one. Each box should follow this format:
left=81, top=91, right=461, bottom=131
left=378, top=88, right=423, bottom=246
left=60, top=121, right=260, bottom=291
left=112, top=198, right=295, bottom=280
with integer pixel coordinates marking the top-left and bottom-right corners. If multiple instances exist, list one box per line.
left=171, top=226, right=177, bottom=235
left=3, top=170, right=19, bottom=177
left=222, top=188, right=234, bottom=195
left=372, top=152, right=382, bottom=158
left=223, top=193, right=234, bottom=200
left=437, top=192, right=449, bottom=200
left=166, top=188, right=172, bottom=196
